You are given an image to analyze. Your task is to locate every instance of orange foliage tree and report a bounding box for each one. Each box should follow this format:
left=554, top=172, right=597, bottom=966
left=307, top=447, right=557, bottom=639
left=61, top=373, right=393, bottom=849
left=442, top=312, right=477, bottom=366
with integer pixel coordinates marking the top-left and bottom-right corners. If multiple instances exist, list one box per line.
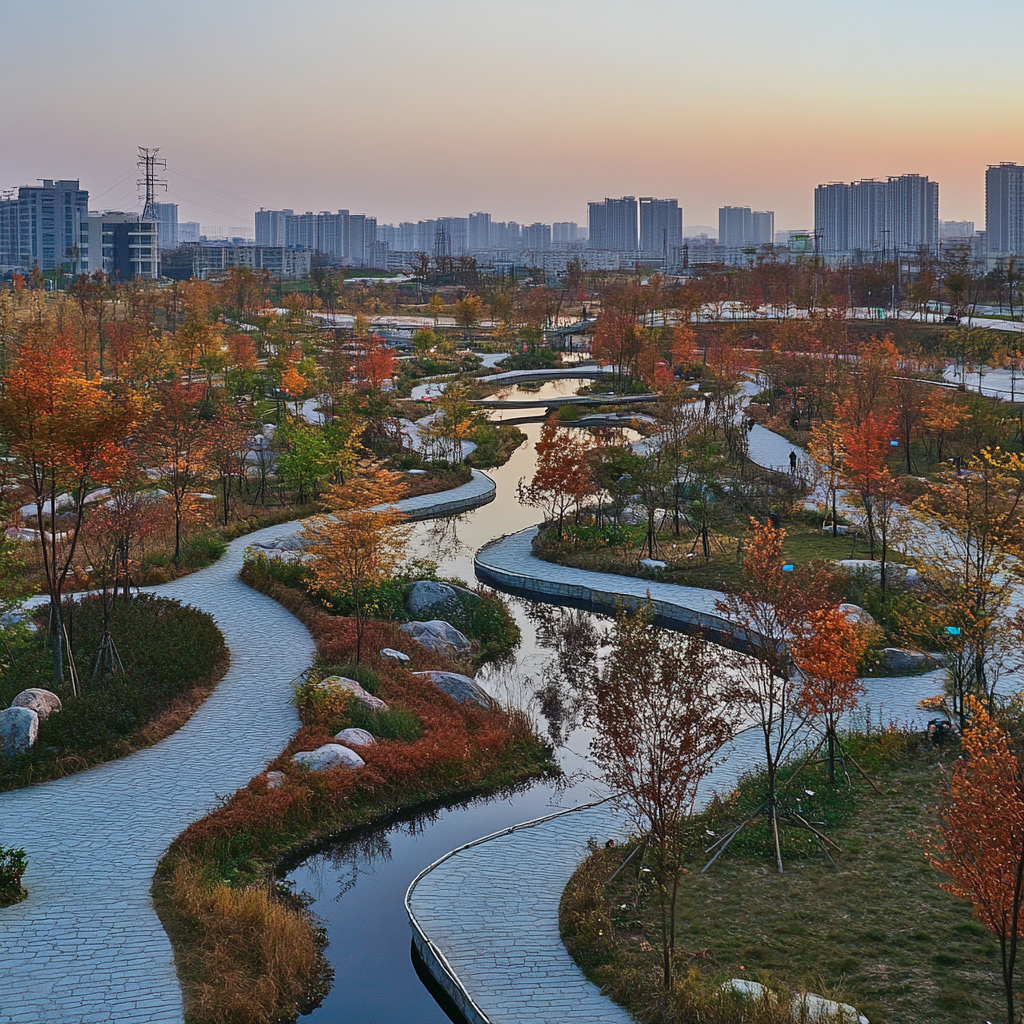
left=793, top=606, right=868, bottom=782
left=930, top=699, right=1024, bottom=1024
left=301, top=462, right=409, bottom=662
left=715, top=519, right=839, bottom=872
left=517, top=415, right=594, bottom=541
left=0, top=338, right=140, bottom=684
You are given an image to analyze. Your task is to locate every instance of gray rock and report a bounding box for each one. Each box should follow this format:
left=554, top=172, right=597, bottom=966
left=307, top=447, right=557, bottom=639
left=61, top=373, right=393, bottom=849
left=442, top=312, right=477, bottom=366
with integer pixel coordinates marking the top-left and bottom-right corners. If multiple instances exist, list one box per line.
left=0, top=706, right=39, bottom=757
left=292, top=743, right=365, bottom=771
left=11, top=688, right=62, bottom=721
left=335, top=727, right=376, bottom=747
left=791, top=992, right=868, bottom=1023
left=316, top=675, right=389, bottom=712
left=266, top=770, right=286, bottom=790
left=838, top=603, right=876, bottom=629
left=380, top=647, right=411, bottom=664
left=400, top=619, right=472, bottom=655
left=405, top=579, right=479, bottom=617
left=721, top=979, right=776, bottom=1002
left=879, top=648, right=935, bottom=673
left=413, top=671, right=494, bottom=709
left=639, top=558, right=667, bottom=570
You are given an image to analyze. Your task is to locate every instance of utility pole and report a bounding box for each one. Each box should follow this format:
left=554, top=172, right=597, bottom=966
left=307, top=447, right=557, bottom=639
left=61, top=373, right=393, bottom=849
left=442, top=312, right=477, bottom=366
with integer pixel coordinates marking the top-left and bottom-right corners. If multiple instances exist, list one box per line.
left=137, top=146, right=167, bottom=221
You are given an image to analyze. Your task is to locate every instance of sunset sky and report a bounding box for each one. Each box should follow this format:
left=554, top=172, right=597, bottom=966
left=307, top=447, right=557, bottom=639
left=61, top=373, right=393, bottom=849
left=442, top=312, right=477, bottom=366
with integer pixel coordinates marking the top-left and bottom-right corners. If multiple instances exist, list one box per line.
left=2, top=0, right=1020, bottom=232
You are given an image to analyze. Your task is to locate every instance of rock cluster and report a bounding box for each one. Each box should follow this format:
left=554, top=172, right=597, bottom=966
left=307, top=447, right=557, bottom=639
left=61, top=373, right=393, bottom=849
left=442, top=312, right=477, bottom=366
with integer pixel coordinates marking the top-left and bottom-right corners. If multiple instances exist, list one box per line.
left=412, top=671, right=494, bottom=709
left=316, top=675, right=389, bottom=712
left=0, top=688, right=62, bottom=758
left=400, top=619, right=471, bottom=655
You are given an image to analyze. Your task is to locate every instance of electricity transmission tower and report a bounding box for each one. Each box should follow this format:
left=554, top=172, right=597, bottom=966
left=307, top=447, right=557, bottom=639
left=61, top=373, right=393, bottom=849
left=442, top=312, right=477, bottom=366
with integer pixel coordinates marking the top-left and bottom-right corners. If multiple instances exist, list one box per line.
left=137, top=147, right=167, bottom=220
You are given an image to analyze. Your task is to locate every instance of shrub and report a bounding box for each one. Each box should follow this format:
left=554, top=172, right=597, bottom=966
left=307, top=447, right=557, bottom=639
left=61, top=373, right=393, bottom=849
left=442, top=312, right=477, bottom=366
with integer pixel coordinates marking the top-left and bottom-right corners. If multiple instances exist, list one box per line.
left=348, top=703, right=423, bottom=742
left=0, top=846, right=27, bottom=907
left=558, top=404, right=580, bottom=422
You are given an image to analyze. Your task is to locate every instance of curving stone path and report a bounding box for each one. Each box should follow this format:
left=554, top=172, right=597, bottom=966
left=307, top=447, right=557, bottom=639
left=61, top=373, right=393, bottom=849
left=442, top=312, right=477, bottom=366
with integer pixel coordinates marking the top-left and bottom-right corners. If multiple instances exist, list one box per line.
left=0, top=470, right=495, bottom=1024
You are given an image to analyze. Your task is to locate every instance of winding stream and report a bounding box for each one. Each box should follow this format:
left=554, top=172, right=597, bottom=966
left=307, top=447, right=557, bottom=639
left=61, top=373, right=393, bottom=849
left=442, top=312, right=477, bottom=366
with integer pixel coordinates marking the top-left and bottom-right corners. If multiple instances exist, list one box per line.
left=288, top=381, right=941, bottom=1023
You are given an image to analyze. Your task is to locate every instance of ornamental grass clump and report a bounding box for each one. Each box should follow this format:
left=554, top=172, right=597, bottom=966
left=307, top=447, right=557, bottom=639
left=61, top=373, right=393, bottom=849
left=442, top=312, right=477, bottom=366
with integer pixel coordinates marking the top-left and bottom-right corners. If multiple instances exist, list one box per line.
left=0, top=846, right=28, bottom=907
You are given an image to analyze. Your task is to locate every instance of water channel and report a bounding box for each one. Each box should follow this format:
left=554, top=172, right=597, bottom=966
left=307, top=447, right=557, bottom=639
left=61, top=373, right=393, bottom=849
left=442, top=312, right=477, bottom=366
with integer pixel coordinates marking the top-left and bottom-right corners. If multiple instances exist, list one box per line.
left=287, top=381, right=939, bottom=1023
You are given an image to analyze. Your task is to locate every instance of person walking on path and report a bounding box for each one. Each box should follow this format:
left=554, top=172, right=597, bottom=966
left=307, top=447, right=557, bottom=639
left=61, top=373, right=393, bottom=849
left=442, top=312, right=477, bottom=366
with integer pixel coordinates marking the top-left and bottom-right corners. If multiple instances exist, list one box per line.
left=789, top=449, right=798, bottom=474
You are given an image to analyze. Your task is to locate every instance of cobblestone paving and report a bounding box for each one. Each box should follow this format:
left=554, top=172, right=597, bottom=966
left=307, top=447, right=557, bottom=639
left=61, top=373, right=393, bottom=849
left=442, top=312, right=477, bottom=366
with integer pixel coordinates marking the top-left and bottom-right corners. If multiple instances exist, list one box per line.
left=0, top=472, right=495, bottom=1024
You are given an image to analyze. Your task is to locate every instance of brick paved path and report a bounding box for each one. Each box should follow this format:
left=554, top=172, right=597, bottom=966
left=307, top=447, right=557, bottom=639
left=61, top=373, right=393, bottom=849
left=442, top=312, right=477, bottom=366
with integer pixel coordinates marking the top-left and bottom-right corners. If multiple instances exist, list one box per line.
left=0, top=472, right=495, bottom=1024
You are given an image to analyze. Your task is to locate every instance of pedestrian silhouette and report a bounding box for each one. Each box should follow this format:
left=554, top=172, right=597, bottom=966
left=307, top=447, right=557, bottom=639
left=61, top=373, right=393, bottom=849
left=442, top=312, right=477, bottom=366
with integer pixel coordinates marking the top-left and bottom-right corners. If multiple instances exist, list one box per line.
left=789, top=450, right=797, bottom=473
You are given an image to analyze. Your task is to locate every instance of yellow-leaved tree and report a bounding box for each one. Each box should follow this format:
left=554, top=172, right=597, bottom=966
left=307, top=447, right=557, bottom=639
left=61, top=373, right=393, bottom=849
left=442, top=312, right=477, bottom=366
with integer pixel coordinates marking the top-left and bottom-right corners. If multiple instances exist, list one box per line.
left=301, top=461, right=409, bottom=662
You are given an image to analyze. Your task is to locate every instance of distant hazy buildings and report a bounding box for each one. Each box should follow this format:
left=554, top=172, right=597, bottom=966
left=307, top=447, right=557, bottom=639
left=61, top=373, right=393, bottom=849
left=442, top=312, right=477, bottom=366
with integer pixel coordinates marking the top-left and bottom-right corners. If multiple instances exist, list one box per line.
left=814, top=174, right=939, bottom=257
left=0, top=179, right=89, bottom=273
left=718, top=206, right=774, bottom=246
left=552, top=221, right=585, bottom=246
left=939, top=220, right=975, bottom=239
left=164, top=243, right=313, bottom=281
left=985, top=162, right=1024, bottom=257
left=256, top=208, right=378, bottom=265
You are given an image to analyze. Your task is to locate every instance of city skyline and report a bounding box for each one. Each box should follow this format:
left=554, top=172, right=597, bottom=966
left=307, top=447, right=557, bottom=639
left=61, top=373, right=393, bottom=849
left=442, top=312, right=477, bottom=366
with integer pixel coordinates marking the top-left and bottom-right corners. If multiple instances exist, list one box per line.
left=2, top=0, right=1020, bottom=231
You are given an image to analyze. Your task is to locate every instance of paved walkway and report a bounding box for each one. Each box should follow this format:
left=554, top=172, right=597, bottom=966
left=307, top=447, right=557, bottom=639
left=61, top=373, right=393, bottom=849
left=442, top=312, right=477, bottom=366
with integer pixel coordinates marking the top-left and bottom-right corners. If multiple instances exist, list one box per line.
left=0, top=471, right=495, bottom=1024
left=408, top=800, right=633, bottom=1024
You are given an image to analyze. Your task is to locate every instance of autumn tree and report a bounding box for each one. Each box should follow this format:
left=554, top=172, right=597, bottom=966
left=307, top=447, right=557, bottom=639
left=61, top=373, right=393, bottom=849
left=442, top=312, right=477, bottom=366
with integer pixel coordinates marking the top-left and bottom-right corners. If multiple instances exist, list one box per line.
left=715, top=519, right=838, bottom=872
left=421, top=381, right=479, bottom=464
left=452, top=294, right=484, bottom=342
left=590, top=604, right=735, bottom=988
left=807, top=419, right=846, bottom=537
left=517, top=415, right=594, bottom=541
left=301, top=462, right=409, bottom=662
left=0, top=338, right=140, bottom=684
left=146, top=382, right=213, bottom=564
left=930, top=699, right=1024, bottom=1024
left=793, top=606, right=868, bottom=783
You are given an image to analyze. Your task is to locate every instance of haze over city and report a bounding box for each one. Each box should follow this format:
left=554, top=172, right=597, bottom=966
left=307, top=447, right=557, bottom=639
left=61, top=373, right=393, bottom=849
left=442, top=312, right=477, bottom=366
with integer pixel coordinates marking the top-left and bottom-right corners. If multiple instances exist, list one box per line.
left=2, top=0, right=1020, bottom=230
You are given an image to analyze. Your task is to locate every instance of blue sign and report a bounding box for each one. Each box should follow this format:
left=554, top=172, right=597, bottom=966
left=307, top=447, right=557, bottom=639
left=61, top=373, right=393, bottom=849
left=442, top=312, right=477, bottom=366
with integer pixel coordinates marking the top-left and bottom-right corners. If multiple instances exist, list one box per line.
left=782, top=564, right=795, bottom=572
left=890, top=440, right=900, bottom=447
left=945, top=626, right=961, bottom=636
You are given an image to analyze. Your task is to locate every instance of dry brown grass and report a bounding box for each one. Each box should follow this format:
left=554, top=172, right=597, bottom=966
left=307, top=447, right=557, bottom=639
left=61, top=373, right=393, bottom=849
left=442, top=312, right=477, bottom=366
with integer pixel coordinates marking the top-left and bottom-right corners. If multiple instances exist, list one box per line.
left=158, top=863, right=321, bottom=1024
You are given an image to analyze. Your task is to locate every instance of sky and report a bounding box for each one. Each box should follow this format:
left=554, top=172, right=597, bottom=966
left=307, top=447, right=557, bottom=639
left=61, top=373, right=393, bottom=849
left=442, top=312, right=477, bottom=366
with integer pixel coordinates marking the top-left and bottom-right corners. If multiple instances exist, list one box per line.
left=1, top=0, right=1021, bottom=233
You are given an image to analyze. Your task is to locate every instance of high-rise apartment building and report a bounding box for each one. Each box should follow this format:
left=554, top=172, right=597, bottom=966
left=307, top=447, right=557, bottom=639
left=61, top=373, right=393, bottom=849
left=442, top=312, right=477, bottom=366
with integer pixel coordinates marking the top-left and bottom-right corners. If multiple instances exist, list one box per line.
left=254, top=208, right=378, bottom=264
left=848, top=179, right=888, bottom=251
left=151, top=201, right=178, bottom=251
left=589, top=197, right=637, bottom=252
left=940, top=220, right=975, bottom=239
left=552, top=221, right=584, bottom=245
left=468, top=212, right=491, bottom=250
left=639, top=198, right=683, bottom=255
left=888, top=173, right=939, bottom=251
left=522, top=222, right=552, bottom=250
left=255, top=208, right=291, bottom=247
left=750, top=210, right=774, bottom=245
left=0, top=179, right=89, bottom=273
left=814, top=184, right=850, bottom=254
left=178, top=221, right=200, bottom=244
left=986, top=162, right=1024, bottom=256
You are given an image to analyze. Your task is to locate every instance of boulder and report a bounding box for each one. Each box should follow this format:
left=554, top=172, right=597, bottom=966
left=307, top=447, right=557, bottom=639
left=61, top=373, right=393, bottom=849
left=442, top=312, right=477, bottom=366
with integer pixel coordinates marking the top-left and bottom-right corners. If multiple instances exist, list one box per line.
left=879, top=648, right=935, bottom=674
left=335, top=727, right=376, bottom=747
left=639, top=558, right=667, bottom=570
left=11, top=688, right=62, bottom=722
left=791, top=992, right=868, bottom=1023
left=405, top=580, right=479, bottom=617
left=380, top=648, right=411, bottom=665
left=292, top=743, right=365, bottom=771
left=400, top=619, right=471, bottom=655
left=316, top=675, right=389, bottom=712
left=721, top=979, right=776, bottom=1002
left=0, top=706, right=39, bottom=758
left=413, top=671, right=494, bottom=709
left=838, top=603, right=876, bottom=629
left=265, top=770, right=286, bottom=790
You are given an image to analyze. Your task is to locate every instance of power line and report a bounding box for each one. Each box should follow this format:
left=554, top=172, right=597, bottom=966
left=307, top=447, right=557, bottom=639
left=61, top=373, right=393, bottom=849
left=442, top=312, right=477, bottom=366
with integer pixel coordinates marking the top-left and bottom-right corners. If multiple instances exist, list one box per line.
left=164, top=189, right=252, bottom=224
left=164, top=166, right=264, bottom=208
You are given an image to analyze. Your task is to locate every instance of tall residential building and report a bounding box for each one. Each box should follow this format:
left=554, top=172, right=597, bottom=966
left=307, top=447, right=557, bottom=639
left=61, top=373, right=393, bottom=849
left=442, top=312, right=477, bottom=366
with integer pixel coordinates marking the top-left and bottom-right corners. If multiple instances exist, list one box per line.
left=468, top=212, right=491, bottom=250
left=522, top=222, right=552, bottom=250
left=986, top=162, right=1024, bottom=256
left=940, top=220, right=975, bottom=239
left=0, top=179, right=89, bottom=273
left=813, top=184, right=850, bottom=254
left=589, top=197, right=637, bottom=252
left=552, top=221, right=584, bottom=245
left=750, top=210, right=774, bottom=245
left=178, top=221, right=200, bottom=244
left=888, top=173, right=939, bottom=251
left=151, top=201, right=178, bottom=251
left=255, top=208, right=291, bottom=247
left=86, top=212, right=159, bottom=280
left=719, top=206, right=752, bottom=246
left=639, top=198, right=683, bottom=255
left=849, top=179, right=888, bottom=251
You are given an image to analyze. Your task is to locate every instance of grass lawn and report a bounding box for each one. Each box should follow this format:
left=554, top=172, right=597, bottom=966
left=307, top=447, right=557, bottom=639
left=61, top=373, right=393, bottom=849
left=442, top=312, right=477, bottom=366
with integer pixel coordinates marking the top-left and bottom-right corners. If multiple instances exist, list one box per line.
left=562, top=735, right=1005, bottom=1024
